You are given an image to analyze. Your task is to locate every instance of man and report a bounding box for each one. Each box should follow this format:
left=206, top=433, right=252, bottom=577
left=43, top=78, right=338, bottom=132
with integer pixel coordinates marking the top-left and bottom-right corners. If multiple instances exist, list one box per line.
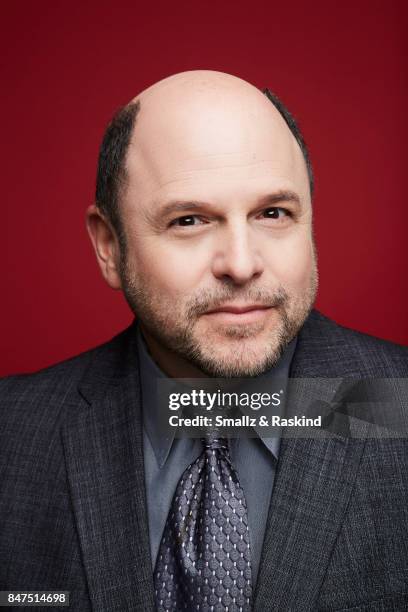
left=1, top=70, right=407, bottom=611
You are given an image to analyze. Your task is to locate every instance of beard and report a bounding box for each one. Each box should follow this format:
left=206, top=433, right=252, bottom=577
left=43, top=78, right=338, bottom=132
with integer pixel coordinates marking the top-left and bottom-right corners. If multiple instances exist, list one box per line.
left=119, top=253, right=318, bottom=378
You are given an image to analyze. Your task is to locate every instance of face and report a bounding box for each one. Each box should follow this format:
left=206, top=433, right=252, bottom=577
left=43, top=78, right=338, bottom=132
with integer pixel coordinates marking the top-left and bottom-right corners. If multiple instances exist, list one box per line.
left=116, top=76, right=317, bottom=377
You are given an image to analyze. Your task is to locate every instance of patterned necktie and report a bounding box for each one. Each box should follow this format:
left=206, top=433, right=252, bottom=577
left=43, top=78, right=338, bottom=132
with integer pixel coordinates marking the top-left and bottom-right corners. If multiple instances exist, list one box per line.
left=154, top=435, right=253, bottom=611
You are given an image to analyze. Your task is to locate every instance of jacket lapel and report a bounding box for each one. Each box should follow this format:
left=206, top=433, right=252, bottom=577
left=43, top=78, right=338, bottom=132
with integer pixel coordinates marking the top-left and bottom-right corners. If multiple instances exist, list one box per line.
left=254, top=311, right=367, bottom=611
left=62, top=322, right=155, bottom=611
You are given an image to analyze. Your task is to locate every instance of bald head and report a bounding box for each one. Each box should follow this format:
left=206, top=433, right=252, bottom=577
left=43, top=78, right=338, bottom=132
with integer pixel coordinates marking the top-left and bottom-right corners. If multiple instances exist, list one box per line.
left=95, top=70, right=313, bottom=240
left=130, top=71, right=283, bottom=172
left=135, top=70, right=260, bottom=102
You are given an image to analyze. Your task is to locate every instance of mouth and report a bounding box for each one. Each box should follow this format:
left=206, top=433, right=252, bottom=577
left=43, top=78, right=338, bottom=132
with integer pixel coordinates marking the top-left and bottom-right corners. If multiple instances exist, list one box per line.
left=202, top=303, right=273, bottom=324
left=206, top=303, right=271, bottom=314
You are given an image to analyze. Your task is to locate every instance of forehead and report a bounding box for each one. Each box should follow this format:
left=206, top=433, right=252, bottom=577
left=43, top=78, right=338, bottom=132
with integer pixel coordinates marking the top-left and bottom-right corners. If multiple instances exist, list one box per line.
left=124, top=82, right=310, bottom=208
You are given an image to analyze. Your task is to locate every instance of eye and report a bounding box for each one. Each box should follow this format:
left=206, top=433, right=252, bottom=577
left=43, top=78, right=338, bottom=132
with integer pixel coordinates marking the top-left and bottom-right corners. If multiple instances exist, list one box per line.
left=260, top=207, right=290, bottom=220
left=169, top=215, right=206, bottom=227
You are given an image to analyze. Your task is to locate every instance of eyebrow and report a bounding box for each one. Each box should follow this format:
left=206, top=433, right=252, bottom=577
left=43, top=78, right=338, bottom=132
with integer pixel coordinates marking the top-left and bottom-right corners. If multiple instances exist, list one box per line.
left=156, top=190, right=301, bottom=218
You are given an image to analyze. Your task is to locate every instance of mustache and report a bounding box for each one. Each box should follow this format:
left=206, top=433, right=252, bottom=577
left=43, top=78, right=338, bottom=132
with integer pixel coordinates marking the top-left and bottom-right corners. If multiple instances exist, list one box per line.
left=185, top=286, right=289, bottom=318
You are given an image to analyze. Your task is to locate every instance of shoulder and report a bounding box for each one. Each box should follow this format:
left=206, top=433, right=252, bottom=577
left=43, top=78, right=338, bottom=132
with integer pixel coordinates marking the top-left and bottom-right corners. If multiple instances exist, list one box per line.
left=0, top=323, right=134, bottom=430
left=296, top=310, right=408, bottom=377
left=0, top=323, right=138, bottom=505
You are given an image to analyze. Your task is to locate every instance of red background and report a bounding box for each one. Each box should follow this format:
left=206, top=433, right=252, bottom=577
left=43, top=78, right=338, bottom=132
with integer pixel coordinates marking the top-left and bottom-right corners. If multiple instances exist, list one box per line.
left=2, top=1, right=407, bottom=376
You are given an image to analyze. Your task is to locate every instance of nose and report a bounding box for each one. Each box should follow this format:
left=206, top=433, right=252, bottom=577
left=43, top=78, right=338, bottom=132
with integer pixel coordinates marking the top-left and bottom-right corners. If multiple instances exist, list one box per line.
left=211, top=222, right=264, bottom=285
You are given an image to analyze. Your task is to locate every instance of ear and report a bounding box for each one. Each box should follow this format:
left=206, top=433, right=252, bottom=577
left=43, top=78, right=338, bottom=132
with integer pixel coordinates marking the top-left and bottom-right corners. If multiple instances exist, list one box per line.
left=85, top=204, right=123, bottom=290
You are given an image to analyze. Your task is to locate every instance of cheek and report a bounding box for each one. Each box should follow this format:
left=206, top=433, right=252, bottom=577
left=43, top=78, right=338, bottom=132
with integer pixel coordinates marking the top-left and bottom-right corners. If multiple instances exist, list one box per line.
left=264, top=232, right=314, bottom=290
left=130, top=238, right=210, bottom=297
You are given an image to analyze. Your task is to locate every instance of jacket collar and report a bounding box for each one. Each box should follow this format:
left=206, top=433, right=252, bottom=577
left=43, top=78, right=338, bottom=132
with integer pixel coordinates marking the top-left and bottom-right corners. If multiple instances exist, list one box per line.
left=254, top=310, right=367, bottom=609
left=63, top=321, right=156, bottom=611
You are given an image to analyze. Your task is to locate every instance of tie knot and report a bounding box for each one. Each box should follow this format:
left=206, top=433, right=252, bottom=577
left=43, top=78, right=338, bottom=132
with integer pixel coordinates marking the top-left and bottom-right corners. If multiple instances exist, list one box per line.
left=201, top=433, right=229, bottom=452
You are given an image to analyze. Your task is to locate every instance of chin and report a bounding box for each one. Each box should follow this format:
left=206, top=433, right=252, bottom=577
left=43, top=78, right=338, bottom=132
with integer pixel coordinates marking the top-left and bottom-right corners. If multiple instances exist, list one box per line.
left=190, top=334, right=284, bottom=378
left=194, top=354, right=280, bottom=378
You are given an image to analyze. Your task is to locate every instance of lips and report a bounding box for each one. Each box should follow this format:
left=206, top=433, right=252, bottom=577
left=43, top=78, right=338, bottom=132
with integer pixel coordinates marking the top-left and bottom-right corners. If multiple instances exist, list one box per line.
left=205, top=304, right=271, bottom=315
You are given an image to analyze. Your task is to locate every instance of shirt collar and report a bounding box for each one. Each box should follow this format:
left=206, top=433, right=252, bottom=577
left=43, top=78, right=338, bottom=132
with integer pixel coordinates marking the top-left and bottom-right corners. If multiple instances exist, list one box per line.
left=136, top=322, right=297, bottom=468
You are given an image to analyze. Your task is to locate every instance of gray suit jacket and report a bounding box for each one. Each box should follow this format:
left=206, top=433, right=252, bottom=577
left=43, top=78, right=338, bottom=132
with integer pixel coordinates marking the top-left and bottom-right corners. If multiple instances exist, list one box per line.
left=1, top=310, right=408, bottom=611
